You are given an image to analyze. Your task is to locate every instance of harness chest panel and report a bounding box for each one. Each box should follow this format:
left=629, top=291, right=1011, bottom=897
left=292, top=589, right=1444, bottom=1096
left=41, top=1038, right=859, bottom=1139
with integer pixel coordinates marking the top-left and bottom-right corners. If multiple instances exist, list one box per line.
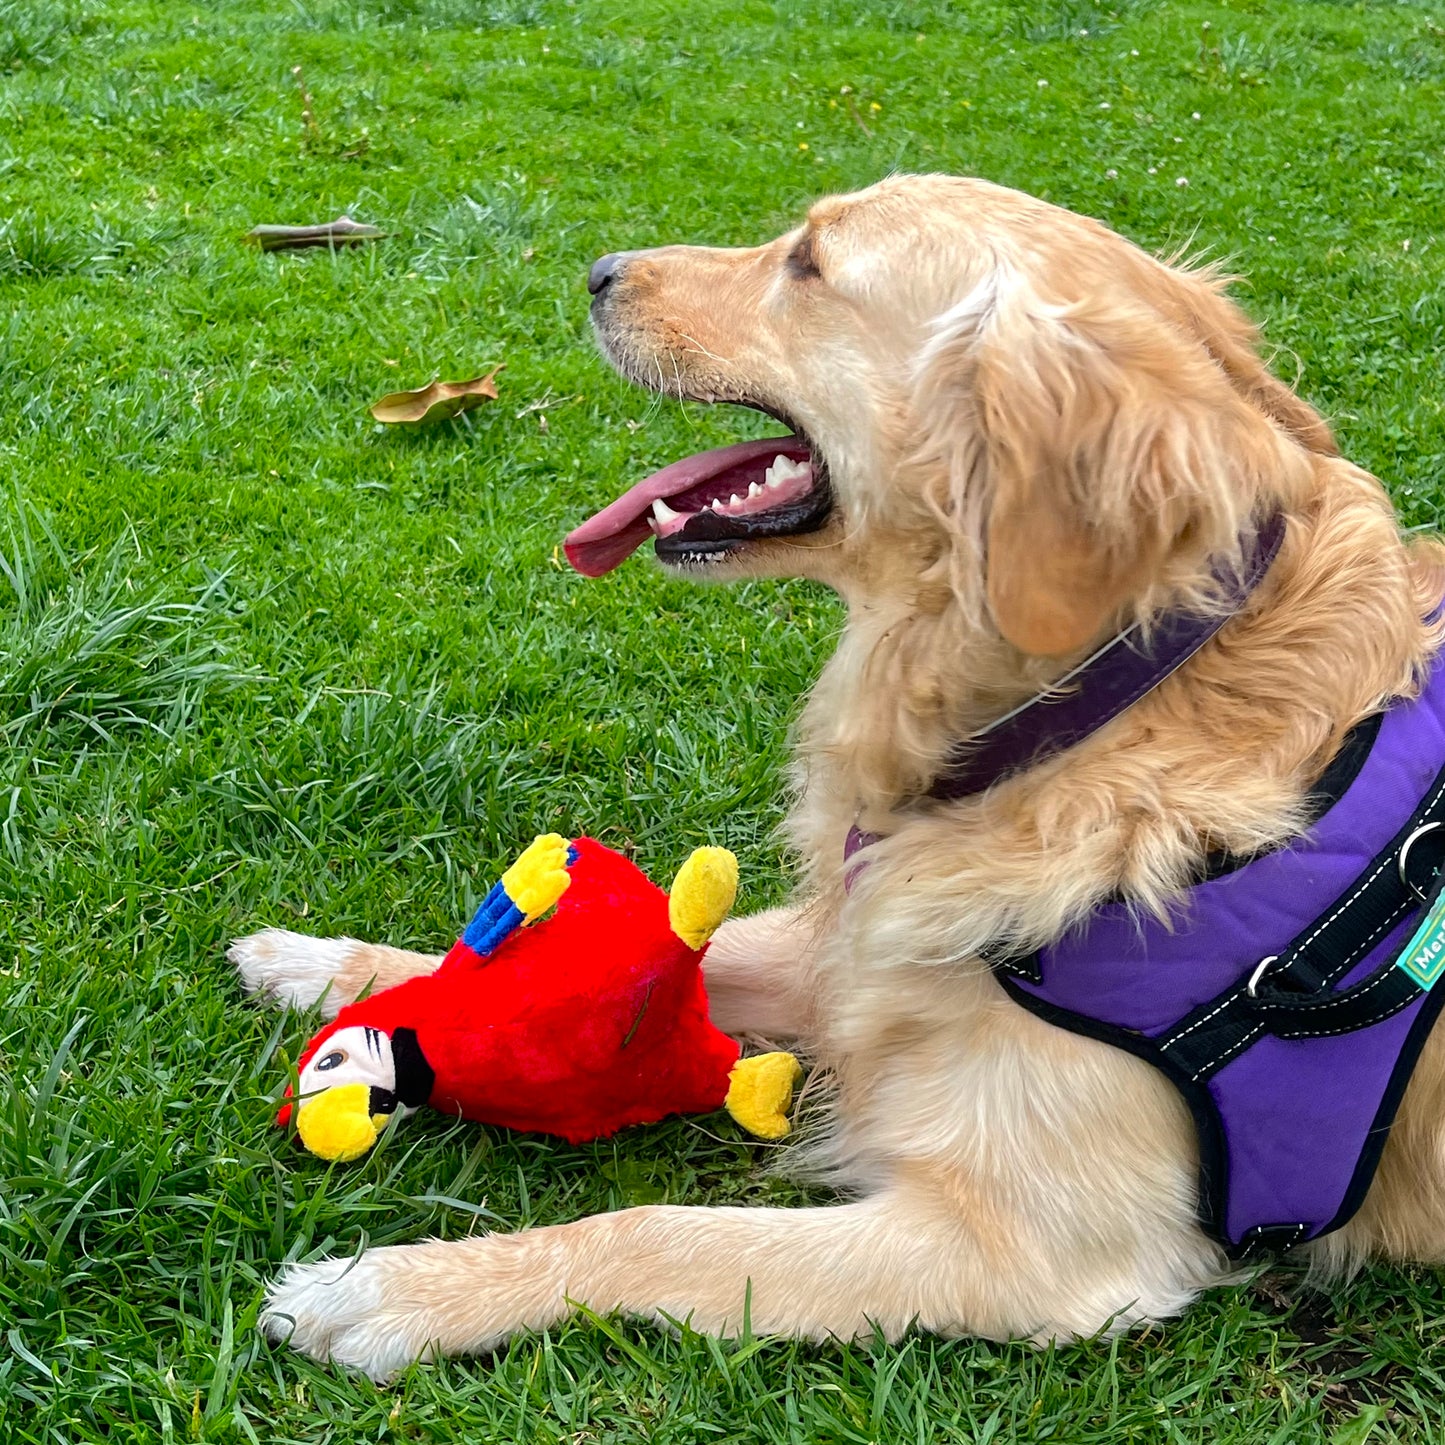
left=996, top=652, right=1445, bottom=1257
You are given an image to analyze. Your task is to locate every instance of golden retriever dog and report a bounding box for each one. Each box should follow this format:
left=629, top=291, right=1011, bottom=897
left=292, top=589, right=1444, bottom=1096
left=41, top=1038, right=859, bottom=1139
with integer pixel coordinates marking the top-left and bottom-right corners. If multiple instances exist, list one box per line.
left=233, top=174, right=1445, bottom=1378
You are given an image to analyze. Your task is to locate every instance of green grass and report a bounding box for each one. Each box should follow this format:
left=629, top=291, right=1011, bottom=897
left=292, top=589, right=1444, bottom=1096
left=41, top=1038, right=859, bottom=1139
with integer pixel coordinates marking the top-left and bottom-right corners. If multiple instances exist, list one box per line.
left=4, top=0, right=1445, bottom=1438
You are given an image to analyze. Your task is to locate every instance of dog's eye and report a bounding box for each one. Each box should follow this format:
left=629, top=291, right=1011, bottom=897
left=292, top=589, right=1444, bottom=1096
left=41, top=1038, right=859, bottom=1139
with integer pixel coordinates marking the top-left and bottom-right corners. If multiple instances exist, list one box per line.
left=786, top=235, right=822, bottom=280
left=316, top=1049, right=347, bottom=1071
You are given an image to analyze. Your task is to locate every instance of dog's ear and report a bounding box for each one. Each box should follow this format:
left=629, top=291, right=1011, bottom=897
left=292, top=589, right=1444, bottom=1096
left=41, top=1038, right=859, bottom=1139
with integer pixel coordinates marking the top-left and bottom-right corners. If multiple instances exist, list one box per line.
left=914, top=270, right=1298, bottom=657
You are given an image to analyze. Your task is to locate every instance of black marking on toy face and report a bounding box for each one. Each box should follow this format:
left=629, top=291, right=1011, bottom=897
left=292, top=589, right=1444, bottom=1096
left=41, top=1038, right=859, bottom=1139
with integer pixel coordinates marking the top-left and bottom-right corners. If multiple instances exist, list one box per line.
left=364, top=1026, right=382, bottom=1058
left=391, top=1028, right=436, bottom=1107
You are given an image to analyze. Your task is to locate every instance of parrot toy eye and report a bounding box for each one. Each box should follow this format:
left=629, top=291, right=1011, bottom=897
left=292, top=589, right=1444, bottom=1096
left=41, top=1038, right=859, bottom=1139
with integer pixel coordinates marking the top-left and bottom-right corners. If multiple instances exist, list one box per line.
left=316, top=1049, right=347, bottom=1071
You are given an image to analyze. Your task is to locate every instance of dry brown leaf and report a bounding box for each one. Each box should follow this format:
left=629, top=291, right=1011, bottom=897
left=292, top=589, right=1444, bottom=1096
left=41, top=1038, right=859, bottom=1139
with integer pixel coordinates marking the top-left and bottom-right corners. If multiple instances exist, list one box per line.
left=245, top=216, right=388, bottom=251
left=369, top=367, right=505, bottom=425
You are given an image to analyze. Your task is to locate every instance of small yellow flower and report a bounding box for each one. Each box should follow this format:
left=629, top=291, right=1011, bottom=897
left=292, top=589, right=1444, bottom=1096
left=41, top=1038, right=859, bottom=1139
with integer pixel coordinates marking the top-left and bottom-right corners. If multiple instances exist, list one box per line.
left=798, top=141, right=809, bottom=151
left=869, top=101, right=881, bottom=112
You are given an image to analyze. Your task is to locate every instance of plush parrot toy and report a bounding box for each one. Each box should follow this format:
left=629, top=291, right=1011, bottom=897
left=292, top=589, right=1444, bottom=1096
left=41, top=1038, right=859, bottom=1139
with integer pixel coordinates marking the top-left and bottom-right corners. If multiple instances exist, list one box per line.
left=278, top=835, right=803, bottom=1161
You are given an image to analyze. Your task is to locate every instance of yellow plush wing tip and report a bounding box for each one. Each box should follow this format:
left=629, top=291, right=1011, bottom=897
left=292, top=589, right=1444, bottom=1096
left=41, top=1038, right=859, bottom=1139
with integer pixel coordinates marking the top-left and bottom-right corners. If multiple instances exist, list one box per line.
left=724, top=1052, right=803, bottom=1140
left=502, top=833, right=572, bottom=924
left=668, top=846, right=738, bottom=949
left=296, top=1082, right=382, bottom=1162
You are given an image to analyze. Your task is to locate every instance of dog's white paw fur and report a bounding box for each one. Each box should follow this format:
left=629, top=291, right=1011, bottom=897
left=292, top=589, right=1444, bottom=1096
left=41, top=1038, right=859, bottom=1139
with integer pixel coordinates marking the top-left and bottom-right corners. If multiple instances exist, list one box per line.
left=228, top=929, right=361, bottom=1019
left=261, top=1252, right=429, bottom=1381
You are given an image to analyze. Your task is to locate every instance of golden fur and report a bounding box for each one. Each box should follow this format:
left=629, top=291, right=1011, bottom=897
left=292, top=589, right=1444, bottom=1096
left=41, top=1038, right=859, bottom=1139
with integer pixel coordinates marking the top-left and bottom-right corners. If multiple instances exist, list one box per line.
left=236, top=175, right=1445, bottom=1377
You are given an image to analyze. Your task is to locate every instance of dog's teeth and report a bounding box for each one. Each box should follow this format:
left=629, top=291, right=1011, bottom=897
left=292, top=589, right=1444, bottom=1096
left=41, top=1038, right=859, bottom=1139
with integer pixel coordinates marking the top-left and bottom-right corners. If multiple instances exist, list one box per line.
left=652, top=498, right=681, bottom=524
left=748, top=481, right=763, bottom=498
left=763, top=454, right=808, bottom=489
left=730, top=493, right=743, bottom=506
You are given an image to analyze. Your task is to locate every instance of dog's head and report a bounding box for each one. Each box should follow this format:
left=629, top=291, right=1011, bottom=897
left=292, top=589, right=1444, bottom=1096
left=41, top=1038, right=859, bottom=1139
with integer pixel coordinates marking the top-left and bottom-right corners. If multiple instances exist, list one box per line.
left=568, top=174, right=1331, bottom=657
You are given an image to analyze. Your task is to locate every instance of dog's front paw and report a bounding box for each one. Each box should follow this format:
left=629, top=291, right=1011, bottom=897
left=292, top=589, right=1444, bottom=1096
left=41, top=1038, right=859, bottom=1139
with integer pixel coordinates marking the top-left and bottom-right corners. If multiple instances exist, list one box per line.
left=260, top=1233, right=562, bottom=1375
left=229, top=929, right=360, bottom=1018
left=261, top=1250, right=432, bottom=1381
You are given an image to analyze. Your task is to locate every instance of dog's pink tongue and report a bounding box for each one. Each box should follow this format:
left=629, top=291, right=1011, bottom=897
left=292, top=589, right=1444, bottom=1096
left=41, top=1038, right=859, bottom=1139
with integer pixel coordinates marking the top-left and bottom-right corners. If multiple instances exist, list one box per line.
left=564, top=435, right=808, bottom=577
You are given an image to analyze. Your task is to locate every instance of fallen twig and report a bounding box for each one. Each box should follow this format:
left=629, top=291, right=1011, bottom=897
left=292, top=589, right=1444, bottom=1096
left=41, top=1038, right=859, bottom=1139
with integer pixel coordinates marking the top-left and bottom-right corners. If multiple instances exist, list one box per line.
left=244, top=216, right=388, bottom=251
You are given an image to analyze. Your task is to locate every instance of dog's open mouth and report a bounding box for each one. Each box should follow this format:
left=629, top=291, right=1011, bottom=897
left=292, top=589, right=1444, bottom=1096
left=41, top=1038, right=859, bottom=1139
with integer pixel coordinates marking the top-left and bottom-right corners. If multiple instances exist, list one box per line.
left=564, top=419, right=833, bottom=577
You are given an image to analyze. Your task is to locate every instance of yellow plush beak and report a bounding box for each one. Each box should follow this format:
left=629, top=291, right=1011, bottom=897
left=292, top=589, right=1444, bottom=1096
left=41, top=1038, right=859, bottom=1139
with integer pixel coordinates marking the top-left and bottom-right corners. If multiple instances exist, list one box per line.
left=295, top=1083, right=388, bottom=1162
left=668, top=847, right=738, bottom=949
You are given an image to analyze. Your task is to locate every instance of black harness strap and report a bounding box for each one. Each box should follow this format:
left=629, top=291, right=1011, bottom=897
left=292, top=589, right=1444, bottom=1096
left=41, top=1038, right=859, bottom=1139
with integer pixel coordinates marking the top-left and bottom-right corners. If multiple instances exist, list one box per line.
left=1158, top=770, right=1445, bottom=1085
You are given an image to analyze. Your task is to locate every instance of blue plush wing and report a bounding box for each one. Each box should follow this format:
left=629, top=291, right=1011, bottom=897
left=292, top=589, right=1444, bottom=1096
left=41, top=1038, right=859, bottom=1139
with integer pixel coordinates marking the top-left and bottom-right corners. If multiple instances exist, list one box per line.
left=459, top=837, right=580, bottom=958
left=460, top=878, right=525, bottom=957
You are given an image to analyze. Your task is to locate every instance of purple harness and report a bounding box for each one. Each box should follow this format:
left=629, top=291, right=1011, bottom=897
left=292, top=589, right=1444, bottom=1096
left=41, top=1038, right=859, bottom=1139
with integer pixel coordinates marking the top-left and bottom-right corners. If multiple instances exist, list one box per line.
left=848, top=520, right=1445, bottom=1257
left=999, top=668, right=1445, bottom=1257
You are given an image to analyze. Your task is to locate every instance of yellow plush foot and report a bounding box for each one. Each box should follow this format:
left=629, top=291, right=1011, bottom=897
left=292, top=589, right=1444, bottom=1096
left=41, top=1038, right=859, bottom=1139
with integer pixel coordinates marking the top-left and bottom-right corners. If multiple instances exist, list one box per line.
left=502, top=833, right=573, bottom=923
left=668, top=846, right=738, bottom=949
left=725, top=1052, right=804, bottom=1140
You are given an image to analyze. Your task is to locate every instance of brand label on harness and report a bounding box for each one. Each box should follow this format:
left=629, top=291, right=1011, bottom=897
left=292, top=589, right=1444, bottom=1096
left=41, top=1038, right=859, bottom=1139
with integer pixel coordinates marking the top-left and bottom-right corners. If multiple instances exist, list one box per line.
left=1398, top=888, right=1445, bottom=990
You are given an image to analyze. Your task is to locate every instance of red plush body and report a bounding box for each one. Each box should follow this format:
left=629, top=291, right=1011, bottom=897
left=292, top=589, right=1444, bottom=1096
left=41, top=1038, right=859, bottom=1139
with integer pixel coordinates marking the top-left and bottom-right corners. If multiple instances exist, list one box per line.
left=285, top=838, right=741, bottom=1143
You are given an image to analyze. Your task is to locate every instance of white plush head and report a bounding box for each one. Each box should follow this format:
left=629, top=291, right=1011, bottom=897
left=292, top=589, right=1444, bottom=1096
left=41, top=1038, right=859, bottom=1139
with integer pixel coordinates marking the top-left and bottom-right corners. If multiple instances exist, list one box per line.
left=298, top=1024, right=398, bottom=1101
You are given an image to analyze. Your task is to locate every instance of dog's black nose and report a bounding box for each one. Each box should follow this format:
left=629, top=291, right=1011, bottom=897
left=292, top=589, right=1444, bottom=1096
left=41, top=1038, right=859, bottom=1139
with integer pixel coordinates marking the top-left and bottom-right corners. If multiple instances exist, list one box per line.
left=588, top=252, right=626, bottom=296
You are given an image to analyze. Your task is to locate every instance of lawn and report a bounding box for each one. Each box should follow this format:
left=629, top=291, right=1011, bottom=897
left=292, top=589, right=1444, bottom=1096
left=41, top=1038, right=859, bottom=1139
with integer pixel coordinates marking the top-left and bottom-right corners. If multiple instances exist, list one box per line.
left=4, top=0, right=1445, bottom=1439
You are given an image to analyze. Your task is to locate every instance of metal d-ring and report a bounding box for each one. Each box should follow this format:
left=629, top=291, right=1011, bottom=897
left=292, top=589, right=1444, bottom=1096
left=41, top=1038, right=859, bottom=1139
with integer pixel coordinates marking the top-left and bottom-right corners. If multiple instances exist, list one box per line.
left=1397, top=822, right=1445, bottom=902
left=1246, top=955, right=1279, bottom=998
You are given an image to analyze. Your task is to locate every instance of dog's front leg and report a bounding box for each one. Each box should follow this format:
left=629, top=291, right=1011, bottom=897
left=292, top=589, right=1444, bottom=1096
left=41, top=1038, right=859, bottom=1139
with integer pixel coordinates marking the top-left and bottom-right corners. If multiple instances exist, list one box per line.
left=702, top=904, right=822, bottom=1038
left=262, top=1192, right=966, bottom=1379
